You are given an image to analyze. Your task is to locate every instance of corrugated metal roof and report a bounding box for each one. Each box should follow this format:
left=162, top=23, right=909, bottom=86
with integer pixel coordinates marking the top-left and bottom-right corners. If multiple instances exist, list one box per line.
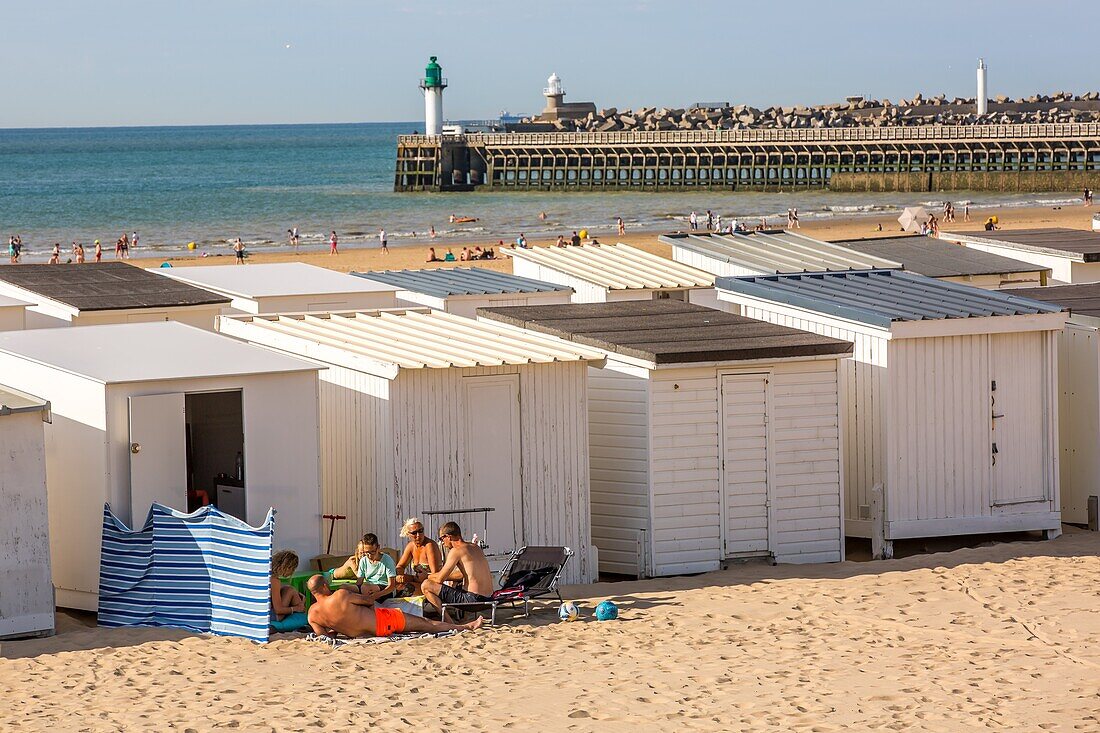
left=838, top=236, right=1050, bottom=277
left=507, top=243, right=714, bottom=290
left=352, top=267, right=571, bottom=298
left=659, top=231, right=901, bottom=273
left=153, top=263, right=400, bottom=298
left=715, top=269, right=1064, bottom=328
left=220, top=309, right=605, bottom=371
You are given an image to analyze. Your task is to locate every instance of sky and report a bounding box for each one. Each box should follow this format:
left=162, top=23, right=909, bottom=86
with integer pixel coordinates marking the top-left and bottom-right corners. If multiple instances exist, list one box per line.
left=3, top=0, right=1099, bottom=128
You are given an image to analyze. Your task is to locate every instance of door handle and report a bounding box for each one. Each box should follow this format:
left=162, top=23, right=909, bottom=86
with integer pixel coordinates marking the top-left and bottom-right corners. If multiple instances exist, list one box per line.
left=130, top=442, right=141, bottom=454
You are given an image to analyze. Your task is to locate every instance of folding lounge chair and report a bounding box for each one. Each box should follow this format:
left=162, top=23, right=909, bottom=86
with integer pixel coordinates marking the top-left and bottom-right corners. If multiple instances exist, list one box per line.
left=440, top=545, right=573, bottom=625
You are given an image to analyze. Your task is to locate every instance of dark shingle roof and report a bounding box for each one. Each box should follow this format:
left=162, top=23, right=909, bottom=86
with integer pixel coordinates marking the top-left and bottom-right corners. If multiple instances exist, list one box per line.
left=715, top=269, right=1063, bottom=328
left=946, top=228, right=1100, bottom=261
left=352, top=267, right=570, bottom=298
left=1010, top=283, right=1100, bottom=319
left=838, top=236, right=1049, bottom=278
left=476, top=300, right=853, bottom=364
left=0, top=263, right=229, bottom=312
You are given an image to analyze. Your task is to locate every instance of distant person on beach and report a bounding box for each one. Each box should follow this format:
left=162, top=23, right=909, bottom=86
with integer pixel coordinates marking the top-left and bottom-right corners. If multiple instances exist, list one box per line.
left=714, top=213, right=722, bottom=232
left=94, top=240, right=102, bottom=263
left=8, top=236, right=16, bottom=264
left=1085, top=189, right=1094, bottom=206
left=131, top=232, right=138, bottom=254
left=705, top=210, right=714, bottom=230
left=964, top=203, right=971, bottom=221
left=516, top=233, right=528, bottom=248
left=617, top=216, right=625, bottom=236
left=787, top=209, right=795, bottom=229
left=329, top=230, right=339, bottom=255
left=570, top=231, right=581, bottom=247
left=460, top=247, right=470, bottom=261
left=115, top=233, right=126, bottom=259
left=444, top=249, right=456, bottom=261
left=74, top=242, right=85, bottom=264
left=288, top=227, right=300, bottom=252
left=429, top=225, right=436, bottom=238
left=555, top=235, right=566, bottom=247
left=355, top=533, right=398, bottom=603
left=49, top=243, right=61, bottom=265
left=984, top=217, right=998, bottom=231
left=306, top=574, right=482, bottom=639
left=427, top=247, right=442, bottom=262
left=234, top=238, right=245, bottom=263
left=538, top=211, right=547, bottom=221
left=689, top=211, right=698, bottom=231
left=379, top=229, right=388, bottom=254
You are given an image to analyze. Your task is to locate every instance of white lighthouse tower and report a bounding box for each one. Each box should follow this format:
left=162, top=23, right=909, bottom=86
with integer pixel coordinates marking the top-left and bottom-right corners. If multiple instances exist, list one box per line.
left=976, top=58, right=988, bottom=116
left=420, top=56, right=447, bottom=136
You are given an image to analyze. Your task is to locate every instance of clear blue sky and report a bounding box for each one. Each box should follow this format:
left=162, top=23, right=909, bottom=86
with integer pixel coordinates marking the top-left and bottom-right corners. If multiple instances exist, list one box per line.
left=3, top=0, right=1098, bottom=128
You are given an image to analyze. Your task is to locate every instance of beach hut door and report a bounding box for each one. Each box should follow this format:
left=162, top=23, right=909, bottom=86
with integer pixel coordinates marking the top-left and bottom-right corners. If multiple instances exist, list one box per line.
left=719, top=373, right=774, bottom=557
left=128, top=393, right=188, bottom=524
left=463, top=375, right=523, bottom=556
left=989, top=334, right=1049, bottom=505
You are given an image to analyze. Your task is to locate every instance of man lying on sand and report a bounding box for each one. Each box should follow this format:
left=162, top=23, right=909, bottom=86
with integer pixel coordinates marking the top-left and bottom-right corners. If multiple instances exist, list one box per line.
left=306, top=575, right=483, bottom=638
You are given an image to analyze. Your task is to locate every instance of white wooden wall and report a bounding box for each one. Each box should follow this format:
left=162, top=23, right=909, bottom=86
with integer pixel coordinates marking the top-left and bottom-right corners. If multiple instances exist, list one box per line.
left=0, top=409, right=53, bottom=638
left=740, top=304, right=886, bottom=533
left=318, top=365, right=393, bottom=554
left=952, top=240, right=1100, bottom=284
left=938, top=273, right=1046, bottom=290
left=672, top=246, right=762, bottom=278
left=587, top=364, right=651, bottom=575
left=1056, top=324, right=1100, bottom=523
left=885, top=332, right=1060, bottom=537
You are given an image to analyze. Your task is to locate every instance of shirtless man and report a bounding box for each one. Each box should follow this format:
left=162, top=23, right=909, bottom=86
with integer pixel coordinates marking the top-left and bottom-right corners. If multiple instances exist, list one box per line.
left=421, top=522, right=495, bottom=620
left=306, top=575, right=482, bottom=639
left=394, top=517, right=443, bottom=595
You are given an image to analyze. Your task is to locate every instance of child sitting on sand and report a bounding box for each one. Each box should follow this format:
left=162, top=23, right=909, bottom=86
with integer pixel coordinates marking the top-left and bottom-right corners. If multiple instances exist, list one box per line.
left=270, top=549, right=306, bottom=621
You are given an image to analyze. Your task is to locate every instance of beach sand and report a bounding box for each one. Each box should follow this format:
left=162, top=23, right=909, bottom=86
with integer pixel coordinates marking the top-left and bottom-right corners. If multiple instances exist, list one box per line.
left=1, top=530, right=1098, bottom=731
left=129, top=202, right=1100, bottom=276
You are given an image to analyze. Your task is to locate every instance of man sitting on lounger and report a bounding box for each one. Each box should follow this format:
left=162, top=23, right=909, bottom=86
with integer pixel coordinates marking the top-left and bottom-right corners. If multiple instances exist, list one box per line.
left=420, top=522, right=495, bottom=620
left=306, top=575, right=482, bottom=638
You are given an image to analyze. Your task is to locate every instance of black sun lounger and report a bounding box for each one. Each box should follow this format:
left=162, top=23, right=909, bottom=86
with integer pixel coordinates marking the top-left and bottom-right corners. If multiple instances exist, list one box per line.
left=440, top=545, right=573, bottom=625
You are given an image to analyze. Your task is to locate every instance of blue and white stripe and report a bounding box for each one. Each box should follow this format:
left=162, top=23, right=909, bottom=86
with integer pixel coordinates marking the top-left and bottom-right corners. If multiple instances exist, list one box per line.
left=98, top=502, right=276, bottom=643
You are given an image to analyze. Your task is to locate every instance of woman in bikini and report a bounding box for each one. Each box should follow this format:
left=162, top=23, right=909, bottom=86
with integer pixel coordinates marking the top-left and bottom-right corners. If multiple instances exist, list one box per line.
left=394, top=517, right=442, bottom=595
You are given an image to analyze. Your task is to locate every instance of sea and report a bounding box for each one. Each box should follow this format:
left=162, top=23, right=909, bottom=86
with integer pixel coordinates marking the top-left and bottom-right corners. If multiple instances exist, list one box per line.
left=0, top=122, right=1087, bottom=261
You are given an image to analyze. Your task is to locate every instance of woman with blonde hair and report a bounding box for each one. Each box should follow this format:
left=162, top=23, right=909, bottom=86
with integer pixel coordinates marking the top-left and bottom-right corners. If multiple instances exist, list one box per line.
left=331, top=535, right=372, bottom=580
left=394, top=517, right=443, bottom=595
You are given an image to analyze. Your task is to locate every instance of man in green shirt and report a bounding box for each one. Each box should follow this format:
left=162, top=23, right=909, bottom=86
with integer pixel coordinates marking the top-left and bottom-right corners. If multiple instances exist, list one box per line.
left=356, top=533, right=398, bottom=602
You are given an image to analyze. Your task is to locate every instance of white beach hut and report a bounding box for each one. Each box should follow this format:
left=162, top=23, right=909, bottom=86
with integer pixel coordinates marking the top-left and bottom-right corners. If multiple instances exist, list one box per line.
left=478, top=300, right=854, bottom=577
left=716, top=270, right=1067, bottom=557
left=152, top=262, right=401, bottom=314
left=0, top=295, right=32, bottom=331
left=660, top=231, right=902, bottom=277
left=218, top=309, right=606, bottom=584
left=352, top=267, right=573, bottom=318
left=941, top=228, right=1100, bottom=284
left=1009, top=283, right=1100, bottom=524
left=0, top=322, right=323, bottom=611
left=0, top=263, right=229, bottom=329
left=0, top=387, right=53, bottom=639
left=507, top=243, right=718, bottom=307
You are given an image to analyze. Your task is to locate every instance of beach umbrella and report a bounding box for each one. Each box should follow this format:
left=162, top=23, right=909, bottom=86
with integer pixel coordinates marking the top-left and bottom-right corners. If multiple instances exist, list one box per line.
left=898, top=206, right=931, bottom=232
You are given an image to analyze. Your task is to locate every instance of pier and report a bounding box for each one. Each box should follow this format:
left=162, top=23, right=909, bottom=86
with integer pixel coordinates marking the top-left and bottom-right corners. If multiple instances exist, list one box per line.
left=394, top=123, right=1100, bottom=193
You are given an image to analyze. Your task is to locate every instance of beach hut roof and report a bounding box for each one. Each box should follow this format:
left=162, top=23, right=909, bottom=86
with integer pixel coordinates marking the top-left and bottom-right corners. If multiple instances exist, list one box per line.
left=0, top=385, right=49, bottom=416
left=1010, top=283, right=1100, bottom=319
left=0, top=321, right=320, bottom=384
left=477, top=300, right=853, bottom=365
left=218, top=308, right=606, bottom=376
left=352, top=267, right=570, bottom=298
left=943, top=228, right=1100, bottom=261
left=659, top=231, right=901, bottom=273
left=507, top=243, right=714, bottom=290
left=152, top=262, right=400, bottom=299
left=837, top=236, right=1050, bottom=278
left=0, top=262, right=229, bottom=312
left=716, top=269, right=1064, bottom=328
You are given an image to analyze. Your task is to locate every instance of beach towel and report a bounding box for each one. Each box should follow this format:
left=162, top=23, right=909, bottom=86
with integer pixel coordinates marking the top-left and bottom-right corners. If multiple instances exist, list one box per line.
left=305, top=630, right=460, bottom=648
left=98, top=502, right=276, bottom=643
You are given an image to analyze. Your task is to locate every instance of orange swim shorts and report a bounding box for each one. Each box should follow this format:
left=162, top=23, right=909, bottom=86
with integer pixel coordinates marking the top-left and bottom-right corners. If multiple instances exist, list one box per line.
left=374, top=606, right=407, bottom=637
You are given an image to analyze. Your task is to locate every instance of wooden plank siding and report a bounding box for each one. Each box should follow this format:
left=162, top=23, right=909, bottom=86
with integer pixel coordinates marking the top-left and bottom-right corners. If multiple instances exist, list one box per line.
left=741, top=304, right=884, bottom=531
left=510, top=259, right=609, bottom=303
left=588, top=365, right=651, bottom=575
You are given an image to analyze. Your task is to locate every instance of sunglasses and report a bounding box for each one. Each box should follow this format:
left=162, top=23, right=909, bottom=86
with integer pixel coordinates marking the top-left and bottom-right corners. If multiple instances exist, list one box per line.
left=408, top=528, right=424, bottom=535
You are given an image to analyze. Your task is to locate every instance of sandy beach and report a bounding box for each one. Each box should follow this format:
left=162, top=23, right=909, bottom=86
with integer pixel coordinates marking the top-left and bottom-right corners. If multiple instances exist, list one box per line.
left=1, top=530, right=1097, bottom=731
left=128, top=202, right=1100, bottom=276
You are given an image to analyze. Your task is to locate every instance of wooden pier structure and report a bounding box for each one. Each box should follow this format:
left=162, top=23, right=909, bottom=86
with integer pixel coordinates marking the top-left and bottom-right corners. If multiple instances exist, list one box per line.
left=394, top=123, right=1100, bottom=193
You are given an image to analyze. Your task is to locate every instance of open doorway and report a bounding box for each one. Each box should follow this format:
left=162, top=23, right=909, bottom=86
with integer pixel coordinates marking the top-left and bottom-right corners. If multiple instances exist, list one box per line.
left=185, top=390, right=245, bottom=519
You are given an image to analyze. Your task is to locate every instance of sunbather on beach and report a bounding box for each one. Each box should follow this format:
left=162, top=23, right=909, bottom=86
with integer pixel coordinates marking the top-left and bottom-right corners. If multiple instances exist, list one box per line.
left=306, top=575, right=482, bottom=638
left=270, top=550, right=306, bottom=621
left=394, top=517, right=443, bottom=595
left=421, top=522, right=495, bottom=619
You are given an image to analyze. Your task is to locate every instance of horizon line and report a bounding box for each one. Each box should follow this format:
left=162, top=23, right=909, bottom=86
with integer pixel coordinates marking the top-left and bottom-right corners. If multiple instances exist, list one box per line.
left=0, top=120, right=425, bottom=133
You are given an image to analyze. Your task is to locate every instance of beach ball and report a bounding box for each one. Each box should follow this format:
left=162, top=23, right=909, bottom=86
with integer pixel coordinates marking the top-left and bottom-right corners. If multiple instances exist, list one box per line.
left=594, top=600, right=619, bottom=621
left=558, top=601, right=580, bottom=622
left=187, top=241, right=197, bottom=250
left=579, top=229, right=588, bottom=240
